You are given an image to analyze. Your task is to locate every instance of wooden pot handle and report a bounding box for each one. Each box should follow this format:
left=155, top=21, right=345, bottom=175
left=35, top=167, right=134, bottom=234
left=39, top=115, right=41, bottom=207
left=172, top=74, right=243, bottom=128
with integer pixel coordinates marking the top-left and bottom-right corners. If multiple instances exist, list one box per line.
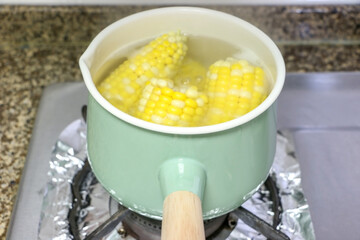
left=161, top=191, right=205, bottom=240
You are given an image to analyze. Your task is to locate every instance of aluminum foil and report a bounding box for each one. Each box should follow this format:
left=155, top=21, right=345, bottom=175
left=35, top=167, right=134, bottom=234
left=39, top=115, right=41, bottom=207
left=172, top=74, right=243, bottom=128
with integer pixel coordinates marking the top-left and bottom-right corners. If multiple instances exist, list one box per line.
left=38, top=119, right=315, bottom=240
left=227, top=131, right=315, bottom=240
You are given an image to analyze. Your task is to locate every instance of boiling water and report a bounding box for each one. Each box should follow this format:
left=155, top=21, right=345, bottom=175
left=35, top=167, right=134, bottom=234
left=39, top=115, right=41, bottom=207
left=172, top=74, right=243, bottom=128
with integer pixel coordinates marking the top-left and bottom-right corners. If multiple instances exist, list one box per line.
left=93, top=34, right=273, bottom=88
left=94, top=33, right=273, bottom=126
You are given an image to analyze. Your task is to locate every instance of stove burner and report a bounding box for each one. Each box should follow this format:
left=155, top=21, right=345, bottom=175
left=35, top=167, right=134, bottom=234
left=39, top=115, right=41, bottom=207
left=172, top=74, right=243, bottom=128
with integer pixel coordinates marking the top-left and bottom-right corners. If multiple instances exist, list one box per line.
left=68, top=106, right=290, bottom=240
left=108, top=198, right=228, bottom=240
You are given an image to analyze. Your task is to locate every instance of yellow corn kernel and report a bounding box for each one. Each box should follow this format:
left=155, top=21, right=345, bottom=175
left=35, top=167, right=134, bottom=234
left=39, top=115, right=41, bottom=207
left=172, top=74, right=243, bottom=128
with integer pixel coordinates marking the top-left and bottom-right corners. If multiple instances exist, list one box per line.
left=185, top=86, right=199, bottom=98
left=167, top=113, right=180, bottom=122
left=153, top=87, right=162, bottom=95
left=151, top=115, right=163, bottom=124
left=183, top=107, right=195, bottom=115
left=150, top=94, right=160, bottom=102
left=181, top=113, right=192, bottom=121
left=161, top=87, right=174, bottom=96
left=144, top=108, right=154, bottom=115
left=146, top=100, right=156, bottom=109
left=159, top=95, right=172, bottom=104
left=168, top=105, right=182, bottom=115
left=185, top=98, right=197, bottom=108
left=230, top=83, right=241, bottom=90
left=239, top=100, right=250, bottom=110
left=173, top=92, right=187, bottom=101
left=244, top=73, right=255, bottom=81
left=156, top=101, right=169, bottom=109
left=154, top=108, right=167, bottom=118
left=171, top=100, right=185, bottom=109
left=226, top=102, right=238, bottom=111
left=231, top=63, right=243, bottom=70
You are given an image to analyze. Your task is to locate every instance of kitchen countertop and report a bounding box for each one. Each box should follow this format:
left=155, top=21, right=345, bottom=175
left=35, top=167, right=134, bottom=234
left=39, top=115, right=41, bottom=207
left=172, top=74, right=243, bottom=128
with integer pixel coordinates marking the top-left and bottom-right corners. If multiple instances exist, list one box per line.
left=0, top=4, right=359, bottom=239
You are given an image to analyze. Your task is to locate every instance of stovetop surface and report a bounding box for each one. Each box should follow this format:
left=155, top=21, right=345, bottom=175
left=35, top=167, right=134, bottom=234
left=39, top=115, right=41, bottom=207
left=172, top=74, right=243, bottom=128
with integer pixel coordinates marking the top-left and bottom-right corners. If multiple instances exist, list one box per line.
left=7, top=72, right=360, bottom=240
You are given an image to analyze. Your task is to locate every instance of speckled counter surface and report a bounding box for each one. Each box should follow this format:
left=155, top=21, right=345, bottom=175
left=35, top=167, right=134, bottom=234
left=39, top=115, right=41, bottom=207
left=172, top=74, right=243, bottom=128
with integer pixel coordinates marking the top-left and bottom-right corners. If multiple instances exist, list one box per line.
left=0, top=5, right=359, bottom=239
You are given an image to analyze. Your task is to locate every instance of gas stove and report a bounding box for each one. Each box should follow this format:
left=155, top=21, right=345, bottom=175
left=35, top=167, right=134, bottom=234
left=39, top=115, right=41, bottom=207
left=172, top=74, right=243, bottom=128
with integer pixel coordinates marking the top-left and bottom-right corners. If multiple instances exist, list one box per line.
left=6, top=72, right=360, bottom=240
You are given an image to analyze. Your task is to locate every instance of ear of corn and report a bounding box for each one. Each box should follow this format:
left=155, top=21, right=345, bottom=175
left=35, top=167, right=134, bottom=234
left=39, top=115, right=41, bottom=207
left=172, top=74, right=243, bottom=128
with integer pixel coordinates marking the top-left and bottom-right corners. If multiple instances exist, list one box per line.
left=96, top=31, right=188, bottom=112
left=132, top=78, right=208, bottom=127
left=203, top=58, right=269, bottom=125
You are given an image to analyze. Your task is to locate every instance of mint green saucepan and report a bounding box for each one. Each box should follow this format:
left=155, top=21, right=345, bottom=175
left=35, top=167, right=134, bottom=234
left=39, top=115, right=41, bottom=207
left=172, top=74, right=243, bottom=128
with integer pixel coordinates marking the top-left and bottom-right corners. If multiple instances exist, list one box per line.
left=80, top=7, right=285, bottom=239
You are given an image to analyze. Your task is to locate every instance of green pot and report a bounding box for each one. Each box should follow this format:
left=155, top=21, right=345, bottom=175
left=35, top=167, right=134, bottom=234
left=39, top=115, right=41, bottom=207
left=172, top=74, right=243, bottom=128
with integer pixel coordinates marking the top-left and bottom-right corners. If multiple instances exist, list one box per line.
left=80, top=7, right=285, bottom=221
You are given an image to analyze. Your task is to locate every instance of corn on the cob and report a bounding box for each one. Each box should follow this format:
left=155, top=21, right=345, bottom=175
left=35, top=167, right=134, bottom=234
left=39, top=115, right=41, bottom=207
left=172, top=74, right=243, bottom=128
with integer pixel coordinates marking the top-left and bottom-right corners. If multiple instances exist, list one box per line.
left=203, top=58, right=268, bottom=125
left=96, top=31, right=188, bottom=112
left=132, top=78, right=208, bottom=127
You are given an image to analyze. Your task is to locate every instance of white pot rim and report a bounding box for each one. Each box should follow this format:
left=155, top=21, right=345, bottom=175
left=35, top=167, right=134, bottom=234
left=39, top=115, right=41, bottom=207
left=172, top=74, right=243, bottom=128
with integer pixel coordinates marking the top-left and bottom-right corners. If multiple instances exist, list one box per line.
left=80, top=6, right=286, bottom=135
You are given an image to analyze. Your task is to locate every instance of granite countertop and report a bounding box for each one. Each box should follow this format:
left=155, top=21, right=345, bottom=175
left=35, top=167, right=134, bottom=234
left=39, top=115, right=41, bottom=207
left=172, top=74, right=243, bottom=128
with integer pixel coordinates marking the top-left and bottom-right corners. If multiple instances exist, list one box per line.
left=0, top=4, right=359, bottom=239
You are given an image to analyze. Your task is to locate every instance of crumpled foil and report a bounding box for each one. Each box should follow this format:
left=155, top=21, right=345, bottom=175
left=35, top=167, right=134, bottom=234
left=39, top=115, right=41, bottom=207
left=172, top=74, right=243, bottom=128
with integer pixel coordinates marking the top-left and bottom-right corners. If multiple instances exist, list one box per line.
left=227, top=131, right=315, bottom=240
left=38, top=119, right=315, bottom=240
